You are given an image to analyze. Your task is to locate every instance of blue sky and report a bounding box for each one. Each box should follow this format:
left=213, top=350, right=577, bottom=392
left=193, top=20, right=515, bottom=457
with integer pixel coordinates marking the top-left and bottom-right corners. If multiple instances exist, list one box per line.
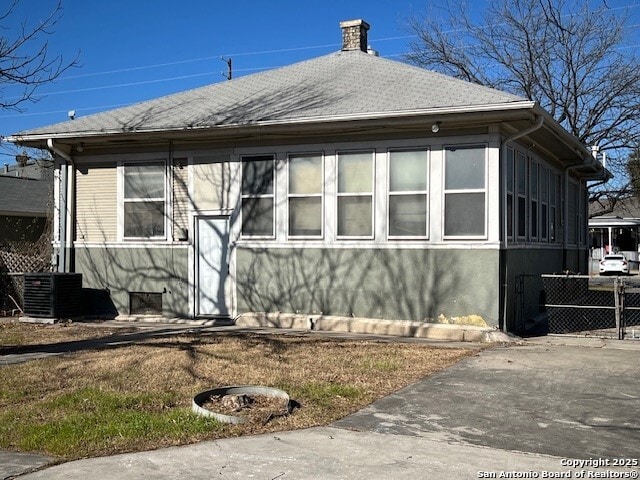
left=1, top=0, right=639, bottom=163
left=0, top=0, right=424, bottom=161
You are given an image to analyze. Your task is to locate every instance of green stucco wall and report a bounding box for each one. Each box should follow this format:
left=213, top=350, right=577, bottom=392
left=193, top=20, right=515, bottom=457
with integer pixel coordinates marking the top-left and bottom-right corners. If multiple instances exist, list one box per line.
left=73, top=244, right=584, bottom=329
left=75, top=246, right=189, bottom=317
left=236, top=247, right=500, bottom=326
left=503, top=247, right=585, bottom=332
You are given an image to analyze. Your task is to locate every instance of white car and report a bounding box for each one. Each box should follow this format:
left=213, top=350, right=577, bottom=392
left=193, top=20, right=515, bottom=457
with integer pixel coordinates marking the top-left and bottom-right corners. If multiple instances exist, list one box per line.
left=599, top=254, right=629, bottom=275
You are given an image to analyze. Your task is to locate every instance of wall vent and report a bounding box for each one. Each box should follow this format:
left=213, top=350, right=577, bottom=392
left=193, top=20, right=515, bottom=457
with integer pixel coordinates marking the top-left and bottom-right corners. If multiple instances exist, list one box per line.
left=129, top=292, right=162, bottom=315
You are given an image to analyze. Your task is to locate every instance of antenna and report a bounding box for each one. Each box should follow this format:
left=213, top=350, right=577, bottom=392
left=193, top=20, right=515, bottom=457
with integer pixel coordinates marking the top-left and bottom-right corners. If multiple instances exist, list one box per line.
left=221, top=56, right=232, bottom=80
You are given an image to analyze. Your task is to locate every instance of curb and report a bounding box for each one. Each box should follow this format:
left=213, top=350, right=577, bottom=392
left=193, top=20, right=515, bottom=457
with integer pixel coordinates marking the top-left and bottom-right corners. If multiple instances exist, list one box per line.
left=234, top=313, right=514, bottom=343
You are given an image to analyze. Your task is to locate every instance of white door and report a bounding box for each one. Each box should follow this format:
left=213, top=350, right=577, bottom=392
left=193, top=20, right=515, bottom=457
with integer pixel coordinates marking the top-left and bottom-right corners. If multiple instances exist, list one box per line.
left=196, top=217, right=229, bottom=316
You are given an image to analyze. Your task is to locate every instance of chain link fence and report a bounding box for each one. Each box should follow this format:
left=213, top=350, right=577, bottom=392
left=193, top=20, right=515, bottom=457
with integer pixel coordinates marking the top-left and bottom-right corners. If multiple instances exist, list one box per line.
left=539, top=274, right=640, bottom=339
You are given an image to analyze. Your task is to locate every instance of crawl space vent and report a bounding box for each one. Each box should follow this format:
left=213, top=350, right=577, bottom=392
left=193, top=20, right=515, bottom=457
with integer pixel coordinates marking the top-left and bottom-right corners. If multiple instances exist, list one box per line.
left=129, top=292, right=162, bottom=315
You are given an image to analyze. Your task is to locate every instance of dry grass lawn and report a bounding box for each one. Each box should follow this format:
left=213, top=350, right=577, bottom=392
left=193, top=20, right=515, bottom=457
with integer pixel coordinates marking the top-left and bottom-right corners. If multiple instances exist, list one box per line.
left=0, top=322, right=481, bottom=460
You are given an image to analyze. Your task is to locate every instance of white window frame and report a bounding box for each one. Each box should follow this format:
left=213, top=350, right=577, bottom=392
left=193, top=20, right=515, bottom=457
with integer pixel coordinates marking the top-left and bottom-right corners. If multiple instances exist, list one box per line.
left=443, top=144, right=488, bottom=240
left=287, top=152, right=324, bottom=239
left=119, top=159, right=168, bottom=241
left=387, top=148, right=429, bottom=240
left=336, top=150, right=375, bottom=240
left=240, top=154, right=276, bottom=239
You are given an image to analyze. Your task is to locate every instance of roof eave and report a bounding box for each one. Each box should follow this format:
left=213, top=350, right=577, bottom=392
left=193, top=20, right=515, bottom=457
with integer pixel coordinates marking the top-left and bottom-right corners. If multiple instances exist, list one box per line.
left=528, top=105, right=609, bottom=179
left=7, top=100, right=537, bottom=148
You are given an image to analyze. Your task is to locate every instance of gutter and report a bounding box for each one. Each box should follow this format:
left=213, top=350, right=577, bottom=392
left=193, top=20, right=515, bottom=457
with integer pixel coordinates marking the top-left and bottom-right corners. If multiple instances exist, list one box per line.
left=46, top=138, right=75, bottom=273
left=47, top=138, right=72, bottom=163
left=8, top=100, right=538, bottom=146
left=499, top=114, right=544, bottom=334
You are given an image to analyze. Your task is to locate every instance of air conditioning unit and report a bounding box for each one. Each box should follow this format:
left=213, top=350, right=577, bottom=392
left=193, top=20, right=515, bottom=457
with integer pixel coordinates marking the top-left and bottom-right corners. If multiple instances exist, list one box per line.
left=23, top=273, right=83, bottom=318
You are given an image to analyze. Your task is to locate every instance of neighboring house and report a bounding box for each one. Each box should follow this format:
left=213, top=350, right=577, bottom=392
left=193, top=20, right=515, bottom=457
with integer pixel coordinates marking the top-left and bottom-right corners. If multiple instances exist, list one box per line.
left=0, top=159, right=53, bottom=244
left=589, top=198, right=640, bottom=270
left=7, top=20, right=606, bottom=331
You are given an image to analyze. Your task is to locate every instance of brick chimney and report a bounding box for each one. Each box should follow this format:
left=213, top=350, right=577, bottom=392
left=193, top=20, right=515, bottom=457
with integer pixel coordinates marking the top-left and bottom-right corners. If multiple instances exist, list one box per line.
left=340, top=19, right=370, bottom=52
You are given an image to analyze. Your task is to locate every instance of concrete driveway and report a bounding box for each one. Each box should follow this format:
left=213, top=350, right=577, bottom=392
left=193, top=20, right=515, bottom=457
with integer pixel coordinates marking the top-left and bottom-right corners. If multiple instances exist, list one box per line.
left=11, top=336, right=640, bottom=479
left=335, top=337, right=640, bottom=460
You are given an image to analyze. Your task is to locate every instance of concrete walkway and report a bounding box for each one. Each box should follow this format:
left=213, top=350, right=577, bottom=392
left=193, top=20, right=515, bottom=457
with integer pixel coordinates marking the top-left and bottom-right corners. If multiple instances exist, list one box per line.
left=2, top=330, right=639, bottom=479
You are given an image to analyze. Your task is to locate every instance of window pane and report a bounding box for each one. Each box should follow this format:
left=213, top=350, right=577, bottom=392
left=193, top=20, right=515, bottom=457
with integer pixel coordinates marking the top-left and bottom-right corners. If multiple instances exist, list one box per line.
left=124, top=164, right=164, bottom=199
left=517, top=153, right=526, bottom=194
left=124, top=202, right=165, bottom=237
left=444, top=193, right=485, bottom=236
left=540, top=167, right=548, bottom=200
left=531, top=200, right=538, bottom=237
left=289, top=155, right=322, bottom=194
left=541, top=204, right=548, bottom=239
left=507, top=194, right=513, bottom=237
left=389, top=194, right=427, bottom=236
left=530, top=162, right=538, bottom=198
left=338, top=152, right=372, bottom=193
left=289, top=197, right=321, bottom=236
left=242, top=197, right=274, bottom=236
left=390, top=150, right=427, bottom=192
left=337, top=196, right=372, bottom=236
left=242, top=157, right=274, bottom=195
left=506, top=149, right=514, bottom=192
left=445, top=146, right=485, bottom=190
left=518, top=197, right=526, bottom=237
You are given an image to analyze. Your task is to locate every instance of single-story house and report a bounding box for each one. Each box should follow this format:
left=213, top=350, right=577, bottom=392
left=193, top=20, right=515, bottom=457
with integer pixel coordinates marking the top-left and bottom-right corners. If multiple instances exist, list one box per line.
left=7, top=19, right=606, bottom=332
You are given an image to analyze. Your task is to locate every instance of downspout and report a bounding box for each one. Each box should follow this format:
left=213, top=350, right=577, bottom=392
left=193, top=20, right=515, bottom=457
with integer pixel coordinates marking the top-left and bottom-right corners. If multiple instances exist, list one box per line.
left=500, top=115, right=544, bottom=333
left=47, top=139, right=75, bottom=273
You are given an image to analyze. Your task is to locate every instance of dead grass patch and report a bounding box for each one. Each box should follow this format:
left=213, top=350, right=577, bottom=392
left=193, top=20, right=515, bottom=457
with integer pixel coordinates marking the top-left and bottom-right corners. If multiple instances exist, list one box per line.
left=0, top=320, right=136, bottom=347
left=0, top=323, right=481, bottom=460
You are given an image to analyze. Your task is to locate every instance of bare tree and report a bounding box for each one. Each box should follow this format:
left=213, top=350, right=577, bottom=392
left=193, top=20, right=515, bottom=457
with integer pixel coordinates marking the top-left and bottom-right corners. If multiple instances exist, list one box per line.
left=406, top=0, right=640, bottom=215
left=0, top=0, right=78, bottom=111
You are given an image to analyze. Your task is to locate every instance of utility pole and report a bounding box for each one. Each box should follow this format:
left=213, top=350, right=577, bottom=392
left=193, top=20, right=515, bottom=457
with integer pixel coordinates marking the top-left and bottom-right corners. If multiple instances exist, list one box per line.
left=221, top=57, right=232, bottom=80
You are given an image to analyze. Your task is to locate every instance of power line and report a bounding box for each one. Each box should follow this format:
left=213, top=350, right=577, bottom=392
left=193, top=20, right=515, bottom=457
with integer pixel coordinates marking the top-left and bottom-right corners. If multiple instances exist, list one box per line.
left=5, top=72, right=217, bottom=100
left=61, top=56, right=223, bottom=80
left=7, top=44, right=415, bottom=101
left=50, top=36, right=414, bottom=84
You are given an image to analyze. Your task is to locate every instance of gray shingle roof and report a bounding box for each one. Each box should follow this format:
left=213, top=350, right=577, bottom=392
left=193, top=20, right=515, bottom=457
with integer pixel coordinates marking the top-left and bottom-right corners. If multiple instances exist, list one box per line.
left=0, top=176, right=51, bottom=216
left=14, top=50, right=528, bottom=138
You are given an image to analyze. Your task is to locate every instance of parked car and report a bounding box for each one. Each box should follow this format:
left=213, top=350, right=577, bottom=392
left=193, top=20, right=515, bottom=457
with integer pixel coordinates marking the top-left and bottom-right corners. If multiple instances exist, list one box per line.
left=599, top=254, right=629, bottom=275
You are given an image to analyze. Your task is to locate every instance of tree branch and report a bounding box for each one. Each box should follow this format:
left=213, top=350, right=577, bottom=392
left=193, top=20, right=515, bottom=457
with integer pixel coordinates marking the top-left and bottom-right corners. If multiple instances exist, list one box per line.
left=0, top=0, right=79, bottom=111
